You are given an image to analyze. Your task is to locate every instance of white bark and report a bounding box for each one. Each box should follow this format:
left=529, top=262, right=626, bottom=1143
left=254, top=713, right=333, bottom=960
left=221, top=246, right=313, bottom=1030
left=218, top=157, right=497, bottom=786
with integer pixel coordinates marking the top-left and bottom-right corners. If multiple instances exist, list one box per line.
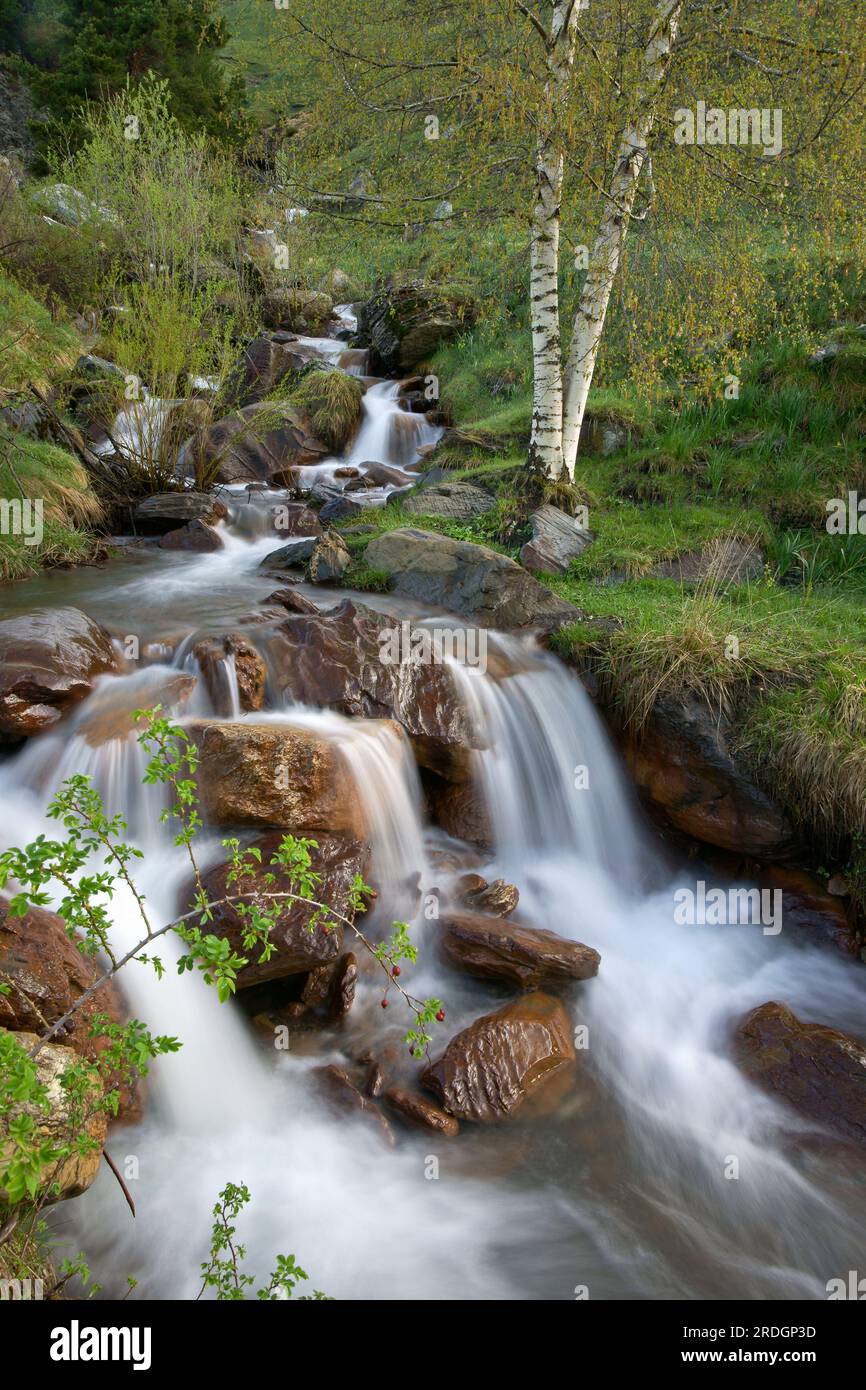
left=527, top=1, right=581, bottom=478
left=560, top=0, right=684, bottom=480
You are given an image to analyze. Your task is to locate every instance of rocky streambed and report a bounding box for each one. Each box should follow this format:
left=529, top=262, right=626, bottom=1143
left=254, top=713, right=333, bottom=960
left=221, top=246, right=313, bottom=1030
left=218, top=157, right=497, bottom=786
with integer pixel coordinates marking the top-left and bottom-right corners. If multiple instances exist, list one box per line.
left=1, top=306, right=864, bottom=1301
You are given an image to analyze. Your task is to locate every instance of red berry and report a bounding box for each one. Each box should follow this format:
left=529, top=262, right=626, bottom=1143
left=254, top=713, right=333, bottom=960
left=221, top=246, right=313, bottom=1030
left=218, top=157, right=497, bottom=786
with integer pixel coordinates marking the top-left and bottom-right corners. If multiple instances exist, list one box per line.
left=391, top=964, right=401, bottom=977
left=435, top=1009, right=445, bottom=1023
left=381, top=998, right=389, bottom=1009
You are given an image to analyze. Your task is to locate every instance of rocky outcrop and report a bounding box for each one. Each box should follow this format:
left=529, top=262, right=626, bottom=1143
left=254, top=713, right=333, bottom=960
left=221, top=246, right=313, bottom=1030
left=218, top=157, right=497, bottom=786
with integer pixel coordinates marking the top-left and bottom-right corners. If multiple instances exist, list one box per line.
left=421, top=993, right=576, bottom=1123
left=183, top=403, right=328, bottom=484
left=0, top=899, right=125, bottom=1065
left=359, top=277, right=477, bottom=373
left=0, top=607, right=116, bottom=740
left=403, top=481, right=496, bottom=521
left=309, top=533, right=351, bottom=584
left=262, top=288, right=333, bottom=334
left=617, top=696, right=795, bottom=858
left=191, top=633, right=268, bottom=712
left=0, top=1029, right=106, bottom=1203
left=194, top=833, right=368, bottom=988
left=425, top=777, right=493, bottom=846
left=364, top=529, right=582, bottom=631
left=134, top=492, right=228, bottom=535
left=263, top=598, right=479, bottom=780
left=188, top=718, right=368, bottom=834
left=383, top=1086, right=460, bottom=1137
left=734, top=1001, right=866, bottom=1148
left=158, top=518, right=224, bottom=551
left=520, top=504, right=592, bottom=576
left=455, top=873, right=518, bottom=916
left=439, top=911, right=600, bottom=990
left=222, top=334, right=327, bottom=408
left=33, top=182, right=116, bottom=229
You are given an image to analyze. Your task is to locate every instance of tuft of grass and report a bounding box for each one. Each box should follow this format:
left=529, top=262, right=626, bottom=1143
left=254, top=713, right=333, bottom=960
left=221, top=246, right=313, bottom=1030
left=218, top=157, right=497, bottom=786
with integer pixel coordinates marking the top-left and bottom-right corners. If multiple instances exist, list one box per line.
left=288, top=367, right=363, bottom=452
left=0, top=434, right=104, bottom=580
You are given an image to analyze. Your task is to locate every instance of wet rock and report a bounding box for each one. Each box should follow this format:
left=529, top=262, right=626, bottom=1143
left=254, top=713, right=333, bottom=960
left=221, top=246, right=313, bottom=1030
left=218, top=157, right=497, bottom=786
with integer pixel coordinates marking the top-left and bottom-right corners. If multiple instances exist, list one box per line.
left=191, top=633, right=268, bottom=712
left=425, top=778, right=493, bottom=847
left=319, top=495, right=365, bottom=524
left=365, top=529, right=582, bottom=631
left=421, top=993, right=577, bottom=1124
left=264, top=598, right=479, bottom=779
left=0, top=1029, right=106, bottom=1203
left=309, top=533, right=351, bottom=583
left=189, top=719, right=367, bottom=835
left=76, top=671, right=196, bottom=746
left=184, top=403, right=327, bottom=484
left=359, top=276, right=477, bottom=373
left=158, top=517, right=224, bottom=551
left=403, top=481, right=495, bottom=521
left=383, top=1086, right=460, bottom=1137
left=261, top=537, right=318, bottom=568
left=314, top=1065, right=394, bottom=1145
left=440, top=911, right=600, bottom=990
left=734, top=1001, right=866, bottom=1148
left=616, top=696, right=795, bottom=857
left=330, top=952, right=358, bottom=1019
left=455, top=874, right=519, bottom=916
left=222, top=334, right=326, bottom=408
left=265, top=588, right=320, bottom=615
left=271, top=502, right=322, bottom=539
left=349, top=460, right=415, bottom=490
left=194, top=835, right=367, bottom=987
left=0, top=607, right=116, bottom=740
left=262, top=287, right=333, bottom=334
left=520, top=504, right=592, bottom=576
left=134, top=491, right=228, bottom=536
left=0, top=899, right=126, bottom=1063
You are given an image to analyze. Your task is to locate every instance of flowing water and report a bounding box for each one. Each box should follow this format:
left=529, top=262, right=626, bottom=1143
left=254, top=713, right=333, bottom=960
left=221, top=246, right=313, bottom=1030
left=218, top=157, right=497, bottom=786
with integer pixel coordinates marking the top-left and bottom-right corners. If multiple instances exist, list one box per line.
left=2, top=315, right=865, bottom=1301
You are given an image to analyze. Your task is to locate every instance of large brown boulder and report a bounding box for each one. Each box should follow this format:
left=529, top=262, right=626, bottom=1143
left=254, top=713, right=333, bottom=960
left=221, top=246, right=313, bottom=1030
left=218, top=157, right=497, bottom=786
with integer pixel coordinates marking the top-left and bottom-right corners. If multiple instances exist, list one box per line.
left=440, top=911, right=600, bottom=990
left=191, top=633, right=268, bottom=713
left=364, top=529, right=582, bottom=631
left=0, top=607, right=116, bottom=740
left=158, top=518, right=224, bottom=551
left=222, top=334, right=327, bottom=408
left=0, top=899, right=127, bottom=1077
left=263, top=598, right=479, bottom=780
left=421, top=992, right=576, bottom=1123
left=359, top=277, right=477, bottom=373
left=425, top=777, right=493, bottom=846
left=734, top=1001, right=866, bottom=1147
left=188, top=718, right=368, bottom=834
left=194, top=833, right=368, bottom=988
left=183, top=403, right=328, bottom=485
left=617, top=696, right=794, bottom=857
left=133, top=492, right=228, bottom=536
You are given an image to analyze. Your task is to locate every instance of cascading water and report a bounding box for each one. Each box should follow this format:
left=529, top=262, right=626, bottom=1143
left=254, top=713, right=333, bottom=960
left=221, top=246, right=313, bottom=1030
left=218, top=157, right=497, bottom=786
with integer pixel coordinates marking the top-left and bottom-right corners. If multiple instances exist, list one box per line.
left=2, top=310, right=864, bottom=1302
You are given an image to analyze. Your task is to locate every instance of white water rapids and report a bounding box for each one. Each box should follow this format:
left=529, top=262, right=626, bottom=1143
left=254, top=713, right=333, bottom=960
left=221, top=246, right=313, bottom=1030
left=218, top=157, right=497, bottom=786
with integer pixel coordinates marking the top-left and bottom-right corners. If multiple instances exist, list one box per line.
left=1, top=314, right=864, bottom=1301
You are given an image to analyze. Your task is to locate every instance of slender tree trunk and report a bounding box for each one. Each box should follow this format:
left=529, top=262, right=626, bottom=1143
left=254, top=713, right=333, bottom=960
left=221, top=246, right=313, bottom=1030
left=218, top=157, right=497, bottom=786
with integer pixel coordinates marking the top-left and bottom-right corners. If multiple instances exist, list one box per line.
left=527, top=1, right=581, bottom=479
left=560, top=0, right=683, bottom=480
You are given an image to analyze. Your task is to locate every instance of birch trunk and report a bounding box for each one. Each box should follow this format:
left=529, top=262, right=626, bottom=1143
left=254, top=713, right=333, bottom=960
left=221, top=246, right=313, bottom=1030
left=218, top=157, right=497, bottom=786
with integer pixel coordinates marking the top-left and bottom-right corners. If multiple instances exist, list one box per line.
left=527, top=1, right=581, bottom=478
left=560, top=0, right=683, bottom=480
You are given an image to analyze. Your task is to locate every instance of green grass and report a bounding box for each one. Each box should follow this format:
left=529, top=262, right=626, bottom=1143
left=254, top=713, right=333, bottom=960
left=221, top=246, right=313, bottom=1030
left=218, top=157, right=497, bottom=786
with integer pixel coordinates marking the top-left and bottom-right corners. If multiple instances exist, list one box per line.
left=0, top=435, right=103, bottom=581
left=0, top=272, right=78, bottom=397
